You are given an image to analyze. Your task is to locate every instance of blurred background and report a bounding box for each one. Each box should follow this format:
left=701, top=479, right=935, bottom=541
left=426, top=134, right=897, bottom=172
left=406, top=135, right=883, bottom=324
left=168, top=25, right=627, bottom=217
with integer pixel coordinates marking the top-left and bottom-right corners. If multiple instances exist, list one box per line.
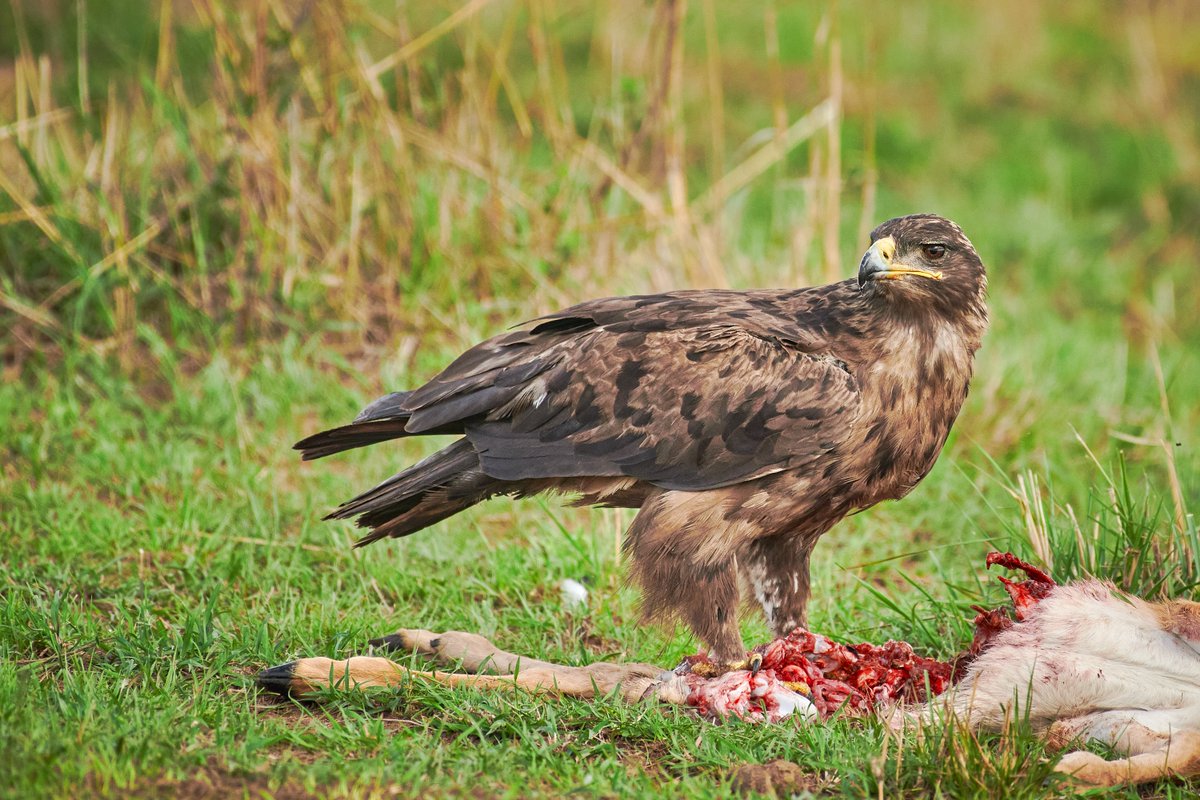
left=2, top=0, right=1199, bottom=591
left=2, top=1, right=1196, bottom=356
left=2, top=2, right=1199, bottom=796
left=3, top=0, right=1197, bottom=557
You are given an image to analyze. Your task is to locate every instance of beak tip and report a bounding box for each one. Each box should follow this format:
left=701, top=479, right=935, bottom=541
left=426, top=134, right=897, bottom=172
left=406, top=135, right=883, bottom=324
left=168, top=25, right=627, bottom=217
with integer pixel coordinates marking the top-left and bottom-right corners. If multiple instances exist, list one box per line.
left=857, top=247, right=886, bottom=286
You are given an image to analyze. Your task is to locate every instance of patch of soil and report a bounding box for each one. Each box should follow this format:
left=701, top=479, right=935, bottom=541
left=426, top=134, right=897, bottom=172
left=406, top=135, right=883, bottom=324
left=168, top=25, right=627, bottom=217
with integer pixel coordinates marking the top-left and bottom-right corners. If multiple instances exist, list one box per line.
left=258, top=741, right=323, bottom=766
left=609, top=737, right=674, bottom=781
left=84, top=760, right=318, bottom=800
left=729, top=759, right=826, bottom=797
left=254, top=692, right=322, bottom=724
left=164, top=772, right=312, bottom=800
left=569, top=617, right=624, bottom=657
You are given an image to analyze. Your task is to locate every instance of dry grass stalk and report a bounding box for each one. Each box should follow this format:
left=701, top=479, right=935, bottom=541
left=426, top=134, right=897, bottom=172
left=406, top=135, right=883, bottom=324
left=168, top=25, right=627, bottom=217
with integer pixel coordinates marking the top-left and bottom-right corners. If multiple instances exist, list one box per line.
left=1, top=0, right=846, bottom=362
left=1010, top=472, right=1054, bottom=572
left=820, top=8, right=843, bottom=284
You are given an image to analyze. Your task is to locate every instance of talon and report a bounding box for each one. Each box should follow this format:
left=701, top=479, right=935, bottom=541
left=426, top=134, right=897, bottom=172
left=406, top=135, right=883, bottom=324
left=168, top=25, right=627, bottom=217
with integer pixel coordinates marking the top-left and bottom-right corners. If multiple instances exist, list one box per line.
left=724, top=652, right=763, bottom=674
left=714, top=653, right=763, bottom=675
left=677, top=651, right=763, bottom=677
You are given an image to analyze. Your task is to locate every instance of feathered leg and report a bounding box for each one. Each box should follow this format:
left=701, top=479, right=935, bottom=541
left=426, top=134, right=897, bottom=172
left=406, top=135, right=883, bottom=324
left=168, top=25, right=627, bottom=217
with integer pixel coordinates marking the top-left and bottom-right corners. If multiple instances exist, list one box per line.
left=624, top=492, right=748, bottom=665
left=743, top=535, right=814, bottom=636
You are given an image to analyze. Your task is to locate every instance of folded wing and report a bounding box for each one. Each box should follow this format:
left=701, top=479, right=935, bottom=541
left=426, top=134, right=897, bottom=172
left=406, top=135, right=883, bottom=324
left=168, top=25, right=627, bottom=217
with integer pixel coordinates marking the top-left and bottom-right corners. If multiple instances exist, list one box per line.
left=387, top=292, right=861, bottom=491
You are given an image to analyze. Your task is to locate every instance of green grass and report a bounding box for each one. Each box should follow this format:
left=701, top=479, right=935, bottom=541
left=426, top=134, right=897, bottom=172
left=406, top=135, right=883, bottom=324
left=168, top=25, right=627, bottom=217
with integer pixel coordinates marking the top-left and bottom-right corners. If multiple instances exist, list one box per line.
left=2, top=0, right=1199, bottom=798
left=1, top=337, right=1195, bottom=798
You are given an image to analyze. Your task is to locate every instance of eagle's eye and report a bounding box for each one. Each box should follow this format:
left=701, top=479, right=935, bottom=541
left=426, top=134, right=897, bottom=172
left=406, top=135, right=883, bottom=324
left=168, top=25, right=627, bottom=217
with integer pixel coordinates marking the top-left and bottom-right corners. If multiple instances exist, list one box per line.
left=921, top=244, right=946, bottom=261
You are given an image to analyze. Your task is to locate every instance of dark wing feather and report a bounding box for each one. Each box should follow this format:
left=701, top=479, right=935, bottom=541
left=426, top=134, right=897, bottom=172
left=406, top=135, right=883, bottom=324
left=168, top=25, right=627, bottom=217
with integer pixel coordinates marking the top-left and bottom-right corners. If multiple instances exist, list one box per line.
left=463, top=324, right=860, bottom=490
left=400, top=288, right=831, bottom=415
left=339, top=287, right=861, bottom=491
left=523, top=288, right=829, bottom=345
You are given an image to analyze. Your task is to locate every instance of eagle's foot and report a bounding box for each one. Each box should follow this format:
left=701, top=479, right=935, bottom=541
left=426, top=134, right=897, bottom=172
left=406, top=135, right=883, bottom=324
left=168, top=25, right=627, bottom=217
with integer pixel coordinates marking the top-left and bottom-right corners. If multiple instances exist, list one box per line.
left=682, top=651, right=763, bottom=677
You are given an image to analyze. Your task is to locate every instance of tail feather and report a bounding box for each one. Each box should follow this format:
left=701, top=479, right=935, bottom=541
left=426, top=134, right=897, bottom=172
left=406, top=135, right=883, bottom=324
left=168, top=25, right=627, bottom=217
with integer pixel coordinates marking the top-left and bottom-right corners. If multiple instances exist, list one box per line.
left=352, top=492, right=482, bottom=547
left=294, top=420, right=411, bottom=461
left=295, top=392, right=418, bottom=460
left=295, top=388, right=491, bottom=460
left=353, top=391, right=412, bottom=423
left=323, top=439, right=501, bottom=546
left=299, top=383, right=538, bottom=541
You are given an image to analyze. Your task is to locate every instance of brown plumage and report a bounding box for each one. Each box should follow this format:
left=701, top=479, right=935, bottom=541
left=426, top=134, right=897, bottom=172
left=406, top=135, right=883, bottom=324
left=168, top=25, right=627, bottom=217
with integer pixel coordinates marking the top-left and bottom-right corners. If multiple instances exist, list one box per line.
left=296, top=214, right=988, bottom=663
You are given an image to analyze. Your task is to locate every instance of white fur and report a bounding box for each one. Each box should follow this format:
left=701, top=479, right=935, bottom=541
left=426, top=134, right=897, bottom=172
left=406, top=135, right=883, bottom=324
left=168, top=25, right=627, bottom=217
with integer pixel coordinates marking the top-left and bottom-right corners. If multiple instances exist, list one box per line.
left=913, top=580, right=1200, bottom=786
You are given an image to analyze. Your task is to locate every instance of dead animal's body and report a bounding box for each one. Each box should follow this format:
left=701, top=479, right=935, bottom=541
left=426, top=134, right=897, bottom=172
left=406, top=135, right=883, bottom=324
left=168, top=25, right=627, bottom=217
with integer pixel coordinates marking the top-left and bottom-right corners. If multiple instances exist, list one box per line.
left=925, top=561, right=1200, bottom=786
left=260, top=555, right=1200, bottom=788
left=295, top=214, right=988, bottom=666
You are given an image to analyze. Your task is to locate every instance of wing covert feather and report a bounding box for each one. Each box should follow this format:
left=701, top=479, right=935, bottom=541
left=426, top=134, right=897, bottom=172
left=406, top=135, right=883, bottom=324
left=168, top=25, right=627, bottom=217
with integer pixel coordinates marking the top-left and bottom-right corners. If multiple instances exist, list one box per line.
left=466, top=324, right=860, bottom=490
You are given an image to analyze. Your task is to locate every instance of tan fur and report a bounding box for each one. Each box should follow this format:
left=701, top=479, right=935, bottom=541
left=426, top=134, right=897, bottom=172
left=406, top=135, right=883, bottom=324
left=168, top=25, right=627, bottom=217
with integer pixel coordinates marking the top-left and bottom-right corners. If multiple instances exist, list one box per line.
left=279, top=629, right=686, bottom=705
left=623, top=488, right=755, bottom=661
left=565, top=476, right=641, bottom=505
left=1156, top=599, right=1200, bottom=641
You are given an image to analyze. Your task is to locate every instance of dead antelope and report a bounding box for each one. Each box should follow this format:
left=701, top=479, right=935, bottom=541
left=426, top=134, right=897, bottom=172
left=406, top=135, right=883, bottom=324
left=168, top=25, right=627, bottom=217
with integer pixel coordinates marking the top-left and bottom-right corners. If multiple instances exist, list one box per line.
left=921, top=575, right=1200, bottom=786
left=259, top=553, right=1200, bottom=787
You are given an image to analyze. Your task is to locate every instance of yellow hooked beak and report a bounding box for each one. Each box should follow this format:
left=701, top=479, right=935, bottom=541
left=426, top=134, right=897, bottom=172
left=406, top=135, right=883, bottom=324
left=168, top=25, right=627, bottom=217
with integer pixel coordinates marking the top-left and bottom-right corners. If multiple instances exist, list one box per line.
left=857, top=236, right=944, bottom=286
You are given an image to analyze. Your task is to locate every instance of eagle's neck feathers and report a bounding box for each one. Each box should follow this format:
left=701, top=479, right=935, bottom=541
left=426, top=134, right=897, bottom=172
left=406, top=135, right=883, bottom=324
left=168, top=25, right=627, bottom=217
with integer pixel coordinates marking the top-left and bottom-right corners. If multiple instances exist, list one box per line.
left=828, top=281, right=987, bottom=507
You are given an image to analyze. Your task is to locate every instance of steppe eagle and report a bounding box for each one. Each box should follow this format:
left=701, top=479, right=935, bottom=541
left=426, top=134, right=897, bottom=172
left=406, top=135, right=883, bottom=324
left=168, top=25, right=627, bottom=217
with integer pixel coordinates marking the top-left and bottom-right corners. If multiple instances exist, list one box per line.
left=296, top=213, right=988, bottom=666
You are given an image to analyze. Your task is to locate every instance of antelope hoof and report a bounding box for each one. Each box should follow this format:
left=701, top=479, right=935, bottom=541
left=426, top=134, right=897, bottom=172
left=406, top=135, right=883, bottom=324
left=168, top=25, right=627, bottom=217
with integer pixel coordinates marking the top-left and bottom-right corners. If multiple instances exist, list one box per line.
left=257, top=661, right=299, bottom=697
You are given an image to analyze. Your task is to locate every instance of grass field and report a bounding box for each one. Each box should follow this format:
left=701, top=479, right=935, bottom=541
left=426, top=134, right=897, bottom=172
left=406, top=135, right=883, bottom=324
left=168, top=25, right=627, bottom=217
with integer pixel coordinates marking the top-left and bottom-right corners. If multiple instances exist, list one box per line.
left=2, top=1, right=1199, bottom=797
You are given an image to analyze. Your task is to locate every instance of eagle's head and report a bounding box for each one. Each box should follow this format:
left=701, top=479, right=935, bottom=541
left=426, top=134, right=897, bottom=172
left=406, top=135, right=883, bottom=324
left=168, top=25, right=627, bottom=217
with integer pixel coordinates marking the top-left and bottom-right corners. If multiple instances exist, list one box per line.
left=856, top=214, right=987, bottom=319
